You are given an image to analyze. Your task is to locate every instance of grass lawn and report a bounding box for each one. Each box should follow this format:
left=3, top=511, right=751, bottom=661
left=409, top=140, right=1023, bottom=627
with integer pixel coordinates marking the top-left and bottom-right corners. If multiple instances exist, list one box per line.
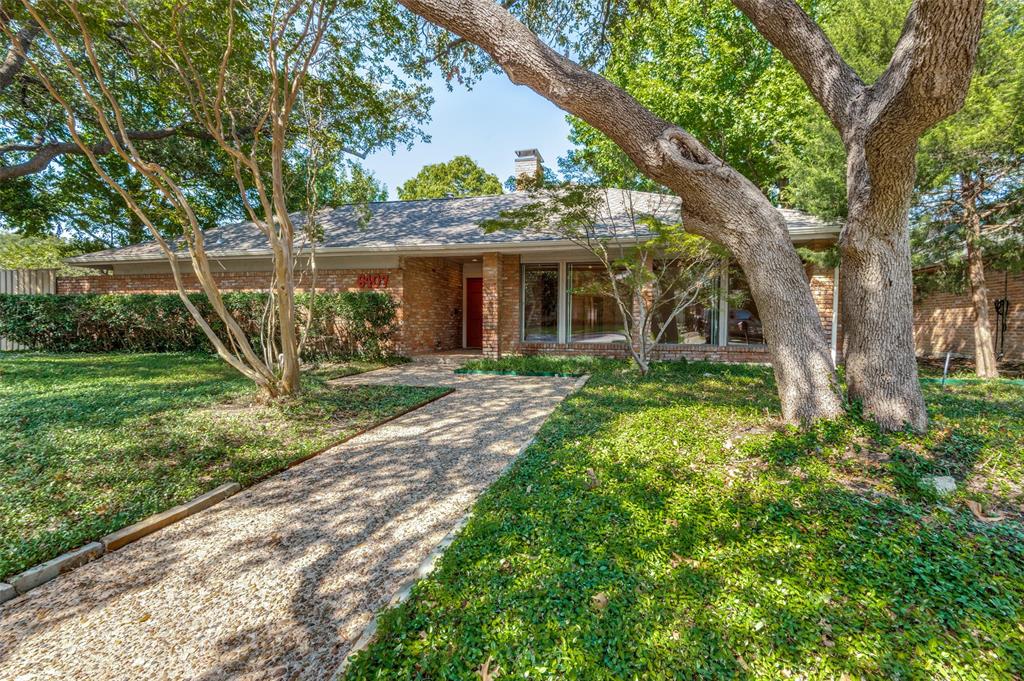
left=457, top=354, right=599, bottom=377
left=0, top=352, right=447, bottom=580
left=346, top=358, right=1024, bottom=680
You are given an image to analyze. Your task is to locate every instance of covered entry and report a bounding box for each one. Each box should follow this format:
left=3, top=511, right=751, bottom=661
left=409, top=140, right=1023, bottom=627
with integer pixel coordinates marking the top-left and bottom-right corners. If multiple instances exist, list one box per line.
left=465, top=277, right=483, bottom=348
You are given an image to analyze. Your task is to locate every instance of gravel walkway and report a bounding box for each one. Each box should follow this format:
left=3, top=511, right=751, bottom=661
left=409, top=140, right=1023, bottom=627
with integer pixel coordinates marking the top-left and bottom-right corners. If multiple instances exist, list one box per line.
left=0, top=365, right=579, bottom=681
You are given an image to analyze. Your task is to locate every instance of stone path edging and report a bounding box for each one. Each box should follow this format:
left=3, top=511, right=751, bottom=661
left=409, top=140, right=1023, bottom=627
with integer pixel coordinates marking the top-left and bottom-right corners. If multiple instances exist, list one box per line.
left=0, top=388, right=454, bottom=607
left=336, top=373, right=590, bottom=674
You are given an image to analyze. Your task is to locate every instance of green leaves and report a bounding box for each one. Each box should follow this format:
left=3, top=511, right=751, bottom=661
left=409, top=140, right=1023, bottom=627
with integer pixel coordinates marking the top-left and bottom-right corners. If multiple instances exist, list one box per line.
left=345, top=360, right=1024, bottom=679
left=0, top=291, right=398, bottom=359
left=397, top=155, right=503, bottom=200
left=563, top=0, right=804, bottom=194
left=1, top=0, right=430, bottom=243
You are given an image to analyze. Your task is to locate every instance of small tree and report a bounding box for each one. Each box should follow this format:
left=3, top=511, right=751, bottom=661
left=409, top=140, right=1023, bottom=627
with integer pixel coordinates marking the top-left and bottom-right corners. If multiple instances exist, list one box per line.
left=397, top=155, right=503, bottom=200
left=4, top=0, right=341, bottom=397
left=484, top=183, right=723, bottom=375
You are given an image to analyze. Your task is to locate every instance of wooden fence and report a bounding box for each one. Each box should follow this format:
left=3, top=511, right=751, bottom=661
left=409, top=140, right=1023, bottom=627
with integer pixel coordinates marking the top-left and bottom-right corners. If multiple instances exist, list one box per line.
left=0, top=268, right=57, bottom=351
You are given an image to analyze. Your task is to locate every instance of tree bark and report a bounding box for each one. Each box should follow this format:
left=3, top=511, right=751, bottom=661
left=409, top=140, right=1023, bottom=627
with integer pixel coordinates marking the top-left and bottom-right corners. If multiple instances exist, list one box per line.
left=840, top=141, right=927, bottom=431
left=397, top=0, right=845, bottom=424
left=0, top=18, right=38, bottom=94
left=737, top=226, right=844, bottom=423
left=737, top=0, right=985, bottom=431
left=962, top=172, right=999, bottom=378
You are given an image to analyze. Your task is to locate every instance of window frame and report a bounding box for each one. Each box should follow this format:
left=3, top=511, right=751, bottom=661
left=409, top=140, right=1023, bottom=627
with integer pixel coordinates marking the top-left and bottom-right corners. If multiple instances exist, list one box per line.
left=519, top=262, right=562, bottom=344
left=565, top=262, right=630, bottom=345
left=518, top=257, right=769, bottom=348
left=724, top=261, right=767, bottom=347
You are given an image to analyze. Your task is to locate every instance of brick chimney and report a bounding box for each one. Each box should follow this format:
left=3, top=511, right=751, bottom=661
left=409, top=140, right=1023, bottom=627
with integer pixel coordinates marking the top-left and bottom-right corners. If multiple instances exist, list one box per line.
left=514, top=148, right=544, bottom=190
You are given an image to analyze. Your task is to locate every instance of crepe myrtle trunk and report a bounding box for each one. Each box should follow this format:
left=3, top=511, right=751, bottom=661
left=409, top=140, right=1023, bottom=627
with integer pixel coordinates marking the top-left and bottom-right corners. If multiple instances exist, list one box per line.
left=840, top=143, right=927, bottom=431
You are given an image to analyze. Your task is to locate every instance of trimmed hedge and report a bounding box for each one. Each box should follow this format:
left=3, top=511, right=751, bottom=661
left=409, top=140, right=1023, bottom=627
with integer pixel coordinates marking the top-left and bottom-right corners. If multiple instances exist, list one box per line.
left=0, top=291, right=398, bottom=359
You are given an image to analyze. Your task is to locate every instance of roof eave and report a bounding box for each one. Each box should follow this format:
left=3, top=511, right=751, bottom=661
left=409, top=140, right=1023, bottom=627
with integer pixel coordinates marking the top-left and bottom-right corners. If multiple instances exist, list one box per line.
left=65, top=226, right=841, bottom=267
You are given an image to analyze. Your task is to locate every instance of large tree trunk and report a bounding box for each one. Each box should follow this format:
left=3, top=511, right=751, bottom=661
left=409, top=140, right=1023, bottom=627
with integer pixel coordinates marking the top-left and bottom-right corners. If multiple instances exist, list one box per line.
left=736, top=0, right=984, bottom=432
left=735, top=231, right=844, bottom=423
left=840, top=142, right=927, bottom=431
left=962, top=172, right=999, bottom=378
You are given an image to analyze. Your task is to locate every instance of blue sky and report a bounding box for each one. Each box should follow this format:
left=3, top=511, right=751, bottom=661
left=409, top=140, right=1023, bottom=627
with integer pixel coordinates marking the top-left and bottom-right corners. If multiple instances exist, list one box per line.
left=363, top=72, right=575, bottom=199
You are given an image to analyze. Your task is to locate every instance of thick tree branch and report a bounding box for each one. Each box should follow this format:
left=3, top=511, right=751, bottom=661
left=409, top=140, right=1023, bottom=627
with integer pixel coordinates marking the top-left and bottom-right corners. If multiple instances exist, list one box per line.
left=865, top=0, right=985, bottom=151
left=731, top=0, right=864, bottom=136
left=0, top=128, right=187, bottom=181
left=397, top=0, right=784, bottom=246
left=0, top=17, right=39, bottom=93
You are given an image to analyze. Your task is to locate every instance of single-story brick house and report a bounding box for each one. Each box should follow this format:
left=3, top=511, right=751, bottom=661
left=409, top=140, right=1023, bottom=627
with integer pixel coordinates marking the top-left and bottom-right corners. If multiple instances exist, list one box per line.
left=62, top=150, right=846, bottom=362
left=66, top=149, right=1021, bottom=365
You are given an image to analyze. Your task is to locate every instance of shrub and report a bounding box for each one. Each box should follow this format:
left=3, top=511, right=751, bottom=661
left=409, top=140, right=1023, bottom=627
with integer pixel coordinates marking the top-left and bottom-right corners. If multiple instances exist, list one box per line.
left=0, top=291, right=398, bottom=359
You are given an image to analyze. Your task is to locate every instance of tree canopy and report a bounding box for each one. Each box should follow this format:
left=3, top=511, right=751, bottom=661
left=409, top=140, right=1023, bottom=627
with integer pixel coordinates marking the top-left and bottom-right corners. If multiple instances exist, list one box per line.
left=0, top=232, right=88, bottom=273
left=0, top=1, right=429, bottom=247
left=397, top=155, right=503, bottom=200
left=560, top=0, right=803, bottom=194
left=912, top=0, right=1024, bottom=288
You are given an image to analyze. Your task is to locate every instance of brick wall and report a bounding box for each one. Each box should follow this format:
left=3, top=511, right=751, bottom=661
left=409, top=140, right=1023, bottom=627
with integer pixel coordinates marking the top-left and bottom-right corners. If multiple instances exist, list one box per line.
left=481, top=253, right=503, bottom=358
left=56, top=269, right=401, bottom=296
left=807, top=265, right=837, bottom=347
left=499, top=254, right=521, bottom=353
left=400, top=257, right=463, bottom=354
left=913, top=270, right=1023, bottom=361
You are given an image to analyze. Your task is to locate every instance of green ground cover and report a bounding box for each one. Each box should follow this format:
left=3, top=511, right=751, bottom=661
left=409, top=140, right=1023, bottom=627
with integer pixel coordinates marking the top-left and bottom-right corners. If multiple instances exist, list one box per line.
left=461, top=354, right=607, bottom=377
left=348, top=358, right=1024, bottom=680
left=0, top=352, right=445, bottom=579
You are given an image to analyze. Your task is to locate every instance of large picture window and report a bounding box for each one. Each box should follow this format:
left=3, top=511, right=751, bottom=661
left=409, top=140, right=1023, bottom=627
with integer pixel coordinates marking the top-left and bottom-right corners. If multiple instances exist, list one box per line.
left=727, top=264, right=764, bottom=345
left=568, top=264, right=628, bottom=344
left=652, top=264, right=719, bottom=345
left=522, top=264, right=559, bottom=342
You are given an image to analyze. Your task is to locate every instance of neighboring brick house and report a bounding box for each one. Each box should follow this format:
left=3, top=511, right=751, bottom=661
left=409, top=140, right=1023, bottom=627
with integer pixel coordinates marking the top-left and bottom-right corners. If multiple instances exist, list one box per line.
left=913, top=269, right=1023, bottom=362
left=65, top=150, right=844, bottom=362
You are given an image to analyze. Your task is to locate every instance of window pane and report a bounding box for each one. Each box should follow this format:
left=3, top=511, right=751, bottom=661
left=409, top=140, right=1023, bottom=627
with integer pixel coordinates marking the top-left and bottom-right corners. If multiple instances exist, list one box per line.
left=569, top=264, right=628, bottom=344
left=652, top=263, right=718, bottom=345
left=727, top=264, right=764, bottom=345
left=522, top=264, right=559, bottom=342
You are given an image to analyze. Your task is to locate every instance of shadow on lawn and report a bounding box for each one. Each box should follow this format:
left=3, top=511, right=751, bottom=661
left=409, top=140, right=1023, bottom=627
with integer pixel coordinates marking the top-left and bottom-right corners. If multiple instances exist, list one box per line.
left=345, top=361, right=1024, bottom=679
left=0, top=375, right=573, bottom=680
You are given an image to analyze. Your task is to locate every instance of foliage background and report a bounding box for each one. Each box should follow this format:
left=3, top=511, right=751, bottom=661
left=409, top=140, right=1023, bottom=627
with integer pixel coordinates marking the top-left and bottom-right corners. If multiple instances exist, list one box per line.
left=397, top=155, right=503, bottom=200
left=0, top=290, right=399, bottom=359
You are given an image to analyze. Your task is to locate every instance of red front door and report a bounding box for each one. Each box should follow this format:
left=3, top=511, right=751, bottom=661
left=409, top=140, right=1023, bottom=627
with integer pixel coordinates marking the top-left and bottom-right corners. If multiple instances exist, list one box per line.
left=465, top=277, right=483, bottom=348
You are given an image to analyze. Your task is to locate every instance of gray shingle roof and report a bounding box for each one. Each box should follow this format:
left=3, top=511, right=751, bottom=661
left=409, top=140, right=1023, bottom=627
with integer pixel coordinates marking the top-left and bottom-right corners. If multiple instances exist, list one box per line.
left=67, top=190, right=839, bottom=265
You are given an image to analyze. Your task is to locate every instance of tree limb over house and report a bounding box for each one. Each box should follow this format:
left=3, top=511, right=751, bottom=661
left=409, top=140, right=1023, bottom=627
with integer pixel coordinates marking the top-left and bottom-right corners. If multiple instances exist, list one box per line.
left=396, top=0, right=984, bottom=431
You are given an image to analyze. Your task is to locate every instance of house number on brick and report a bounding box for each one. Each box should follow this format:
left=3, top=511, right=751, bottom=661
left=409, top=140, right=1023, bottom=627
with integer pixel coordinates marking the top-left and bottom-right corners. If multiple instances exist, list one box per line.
left=357, top=273, right=389, bottom=289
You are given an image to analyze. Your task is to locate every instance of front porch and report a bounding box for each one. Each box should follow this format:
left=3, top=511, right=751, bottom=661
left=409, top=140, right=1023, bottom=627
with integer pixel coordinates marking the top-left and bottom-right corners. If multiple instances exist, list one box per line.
left=399, top=253, right=521, bottom=358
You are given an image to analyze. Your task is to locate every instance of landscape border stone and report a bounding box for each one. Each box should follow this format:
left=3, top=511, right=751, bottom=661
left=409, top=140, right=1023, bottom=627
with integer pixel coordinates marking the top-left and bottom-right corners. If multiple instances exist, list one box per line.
left=0, top=582, right=15, bottom=605
left=101, top=482, right=242, bottom=551
left=10, top=542, right=104, bottom=595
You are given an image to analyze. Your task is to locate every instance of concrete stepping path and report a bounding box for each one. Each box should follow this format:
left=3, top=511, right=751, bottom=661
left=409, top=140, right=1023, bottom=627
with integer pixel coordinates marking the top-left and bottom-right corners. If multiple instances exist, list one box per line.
left=0, top=366, right=579, bottom=680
